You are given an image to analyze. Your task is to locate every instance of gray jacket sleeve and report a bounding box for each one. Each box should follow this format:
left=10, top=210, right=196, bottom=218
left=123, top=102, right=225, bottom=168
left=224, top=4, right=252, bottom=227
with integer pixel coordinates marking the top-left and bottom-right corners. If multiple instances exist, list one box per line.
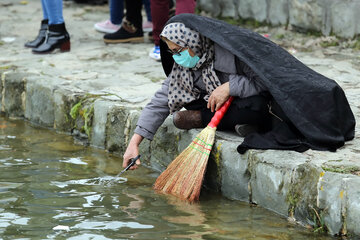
left=214, top=43, right=266, bottom=98
left=228, top=74, right=265, bottom=98
left=134, top=77, right=170, bottom=140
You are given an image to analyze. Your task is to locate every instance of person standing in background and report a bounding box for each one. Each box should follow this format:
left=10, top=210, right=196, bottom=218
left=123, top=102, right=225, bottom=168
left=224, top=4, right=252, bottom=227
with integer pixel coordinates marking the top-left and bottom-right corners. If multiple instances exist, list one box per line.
left=148, top=0, right=196, bottom=61
left=94, top=0, right=153, bottom=34
left=103, top=0, right=144, bottom=43
left=94, top=0, right=123, bottom=33
left=25, top=0, right=70, bottom=54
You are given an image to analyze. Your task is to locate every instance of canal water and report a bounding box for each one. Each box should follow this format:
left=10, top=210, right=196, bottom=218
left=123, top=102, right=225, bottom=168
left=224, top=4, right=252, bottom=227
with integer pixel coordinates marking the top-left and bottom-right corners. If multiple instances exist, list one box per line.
left=0, top=117, right=334, bottom=239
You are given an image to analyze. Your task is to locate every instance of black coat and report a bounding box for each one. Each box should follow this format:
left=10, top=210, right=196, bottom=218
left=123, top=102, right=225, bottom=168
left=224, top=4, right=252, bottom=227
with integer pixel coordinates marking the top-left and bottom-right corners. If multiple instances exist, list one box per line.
left=160, top=14, right=356, bottom=152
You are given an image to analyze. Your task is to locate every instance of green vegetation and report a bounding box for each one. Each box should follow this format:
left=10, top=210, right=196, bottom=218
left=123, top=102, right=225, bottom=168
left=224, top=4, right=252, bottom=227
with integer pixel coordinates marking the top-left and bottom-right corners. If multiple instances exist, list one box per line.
left=275, top=33, right=285, bottom=40
left=351, top=39, right=360, bottom=50
left=305, top=29, right=322, bottom=38
left=69, top=93, right=112, bottom=137
left=219, top=16, right=266, bottom=28
left=82, top=105, right=94, bottom=136
left=286, top=191, right=300, bottom=217
left=320, top=39, right=339, bottom=48
left=285, top=165, right=326, bottom=234
left=0, top=65, right=17, bottom=70
left=70, top=101, right=82, bottom=120
left=322, top=164, right=360, bottom=175
left=311, top=206, right=327, bottom=233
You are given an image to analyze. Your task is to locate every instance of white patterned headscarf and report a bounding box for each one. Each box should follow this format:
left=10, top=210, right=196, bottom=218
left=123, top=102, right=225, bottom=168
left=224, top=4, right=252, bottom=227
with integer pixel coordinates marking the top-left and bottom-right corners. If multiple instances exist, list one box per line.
left=160, top=22, right=222, bottom=113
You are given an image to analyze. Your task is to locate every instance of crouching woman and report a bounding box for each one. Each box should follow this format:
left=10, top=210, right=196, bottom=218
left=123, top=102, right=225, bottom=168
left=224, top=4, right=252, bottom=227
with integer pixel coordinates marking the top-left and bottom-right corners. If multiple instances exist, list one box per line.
left=122, top=14, right=355, bottom=169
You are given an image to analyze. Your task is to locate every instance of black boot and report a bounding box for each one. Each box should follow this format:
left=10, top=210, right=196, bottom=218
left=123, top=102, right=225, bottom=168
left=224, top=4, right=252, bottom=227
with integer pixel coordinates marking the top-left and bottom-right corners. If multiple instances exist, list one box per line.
left=32, top=23, right=70, bottom=54
left=24, top=19, right=48, bottom=48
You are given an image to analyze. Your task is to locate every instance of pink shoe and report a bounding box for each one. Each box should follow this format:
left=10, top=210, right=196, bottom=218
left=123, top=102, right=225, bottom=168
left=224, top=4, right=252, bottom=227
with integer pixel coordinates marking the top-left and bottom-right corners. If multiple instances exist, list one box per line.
left=142, top=21, right=153, bottom=32
left=94, top=20, right=121, bottom=34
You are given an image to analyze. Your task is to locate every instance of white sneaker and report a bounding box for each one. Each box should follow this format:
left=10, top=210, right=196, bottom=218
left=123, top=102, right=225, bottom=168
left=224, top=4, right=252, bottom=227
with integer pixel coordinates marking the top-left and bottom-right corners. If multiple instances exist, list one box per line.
left=94, top=20, right=121, bottom=34
left=142, top=21, right=153, bottom=32
left=149, top=45, right=161, bottom=61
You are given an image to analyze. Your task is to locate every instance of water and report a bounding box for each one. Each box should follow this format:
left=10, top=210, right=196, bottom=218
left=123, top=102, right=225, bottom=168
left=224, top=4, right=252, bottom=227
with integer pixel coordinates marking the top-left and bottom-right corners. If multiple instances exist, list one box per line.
left=0, top=117, right=334, bottom=240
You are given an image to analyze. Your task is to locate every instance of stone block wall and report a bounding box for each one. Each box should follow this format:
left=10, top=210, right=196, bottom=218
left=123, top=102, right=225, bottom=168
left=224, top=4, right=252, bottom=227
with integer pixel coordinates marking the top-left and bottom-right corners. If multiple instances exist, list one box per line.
left=197, top=0, right=360, bottom=38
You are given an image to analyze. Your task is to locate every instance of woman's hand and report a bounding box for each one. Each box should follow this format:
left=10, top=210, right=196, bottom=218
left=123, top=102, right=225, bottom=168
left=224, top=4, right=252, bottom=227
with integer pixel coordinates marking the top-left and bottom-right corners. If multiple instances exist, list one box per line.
left=207, top=82, right=230, bottom=112
left=122, top=134, right=143, bottom=170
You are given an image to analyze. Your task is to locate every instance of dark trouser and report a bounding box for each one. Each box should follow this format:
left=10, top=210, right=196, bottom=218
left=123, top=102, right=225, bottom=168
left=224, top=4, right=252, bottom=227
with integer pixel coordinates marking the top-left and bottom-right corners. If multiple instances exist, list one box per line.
left=185, top=95, right=272, bottom=132
left=125, top=0, right=143, bottom=29
left=151, top=0, right=196, bottom=46
left=150, top=0, right=169, bottom=46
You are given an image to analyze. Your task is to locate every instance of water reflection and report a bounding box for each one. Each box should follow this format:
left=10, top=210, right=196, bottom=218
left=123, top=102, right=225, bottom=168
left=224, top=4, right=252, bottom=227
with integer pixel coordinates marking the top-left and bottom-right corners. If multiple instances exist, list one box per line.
left=0, top=117, right=336, bottom=239
left=73, top=220, right=153, bottom=230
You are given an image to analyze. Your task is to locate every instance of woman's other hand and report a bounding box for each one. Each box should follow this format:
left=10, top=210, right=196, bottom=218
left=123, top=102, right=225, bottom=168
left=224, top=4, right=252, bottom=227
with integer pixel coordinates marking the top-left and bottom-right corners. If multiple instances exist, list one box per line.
left=207, top=82, right=230, bottom=112
left=122, top=134, right=143, bottom=170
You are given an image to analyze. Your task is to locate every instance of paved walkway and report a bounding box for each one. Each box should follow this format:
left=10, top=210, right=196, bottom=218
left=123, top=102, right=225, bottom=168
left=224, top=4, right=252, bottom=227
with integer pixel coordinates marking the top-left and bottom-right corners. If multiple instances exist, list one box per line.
left=1, top=0, right=360, bottom=236
left=0, top=0, right=164, bottom=107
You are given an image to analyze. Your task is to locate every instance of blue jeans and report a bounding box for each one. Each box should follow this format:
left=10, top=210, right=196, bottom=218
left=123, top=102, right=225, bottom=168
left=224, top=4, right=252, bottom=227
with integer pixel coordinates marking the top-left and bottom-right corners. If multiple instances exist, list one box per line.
left=110, top=0, right=124, bottom=24
left=143, top=0, right=151, bottom=22
left=41, top=0, right=64, bottom=25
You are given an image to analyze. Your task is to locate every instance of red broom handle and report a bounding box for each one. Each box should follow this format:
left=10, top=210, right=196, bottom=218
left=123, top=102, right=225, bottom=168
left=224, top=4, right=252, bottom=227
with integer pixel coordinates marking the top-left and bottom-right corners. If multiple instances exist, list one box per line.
left=208, top=96, right=234, bottom=128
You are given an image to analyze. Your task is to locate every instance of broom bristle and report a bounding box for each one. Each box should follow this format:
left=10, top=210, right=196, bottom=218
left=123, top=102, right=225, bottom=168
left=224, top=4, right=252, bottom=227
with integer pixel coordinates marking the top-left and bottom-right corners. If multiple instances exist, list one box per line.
left=153, top=126, right=216, bottom=202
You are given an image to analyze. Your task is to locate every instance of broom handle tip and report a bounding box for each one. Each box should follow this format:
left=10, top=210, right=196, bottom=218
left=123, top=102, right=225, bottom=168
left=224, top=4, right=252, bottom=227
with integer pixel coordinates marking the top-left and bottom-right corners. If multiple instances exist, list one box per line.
left=208, top=96, right=234, bottom=128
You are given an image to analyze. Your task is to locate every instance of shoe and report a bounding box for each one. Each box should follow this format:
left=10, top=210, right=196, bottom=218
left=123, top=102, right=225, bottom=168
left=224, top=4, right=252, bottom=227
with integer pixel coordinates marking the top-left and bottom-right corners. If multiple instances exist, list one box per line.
left=234, top=124, right=258, bottom=137
left=32, top=23, right=70, bottom=54
left=142, top=20, right=153, bottom=32
left=24, top=19, right=48, bottom=48
left=149, top=45, right=161, bottom=61
left=94, top=19, right=120, bottom=33
left=103, top=20, right=144, bottom=43
left=173, top=110, right=202, bottom=130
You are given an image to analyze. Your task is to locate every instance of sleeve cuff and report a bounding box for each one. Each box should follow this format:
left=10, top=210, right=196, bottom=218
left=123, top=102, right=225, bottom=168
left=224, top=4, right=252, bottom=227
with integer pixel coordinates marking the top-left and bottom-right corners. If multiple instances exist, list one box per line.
left=134, top=125, right=155, bottom=141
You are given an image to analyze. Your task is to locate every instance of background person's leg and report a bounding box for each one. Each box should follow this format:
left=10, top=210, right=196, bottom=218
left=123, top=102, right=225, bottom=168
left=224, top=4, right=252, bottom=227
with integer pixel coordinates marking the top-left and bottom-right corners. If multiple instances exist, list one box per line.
left=143, top=0, right=152, bottom=22
left=24, top=0, right=49, bottom=48
left=110, top=0, right=124, bottom=24
left=124, top=0, right=143, bottom=29
left=103, top=0, right=144, bottom=43
left=142, top=0, right=153, bottom=32
left=151, top=0, right=169, bottom=47
left=175, top=0, right=196, bottom=15
left=94, top=0, right=123, bottom=33
left=32, top=0, right=70, bottom=54
left=41, top=0, right=49, bottom=20
left=44, top=0, right=64, bottom=25
left=148, top=0, right=168, bottom=60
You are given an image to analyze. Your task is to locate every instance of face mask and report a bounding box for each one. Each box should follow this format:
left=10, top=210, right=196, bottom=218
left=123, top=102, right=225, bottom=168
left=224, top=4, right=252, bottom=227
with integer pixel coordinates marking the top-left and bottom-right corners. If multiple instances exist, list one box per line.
left=172, top=49, right=200, bottom=68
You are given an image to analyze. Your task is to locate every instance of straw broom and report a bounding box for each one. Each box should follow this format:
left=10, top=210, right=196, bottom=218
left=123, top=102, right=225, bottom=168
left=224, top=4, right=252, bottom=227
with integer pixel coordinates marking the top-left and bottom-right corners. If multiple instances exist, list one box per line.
left=153, top=96, right=234, bottom=202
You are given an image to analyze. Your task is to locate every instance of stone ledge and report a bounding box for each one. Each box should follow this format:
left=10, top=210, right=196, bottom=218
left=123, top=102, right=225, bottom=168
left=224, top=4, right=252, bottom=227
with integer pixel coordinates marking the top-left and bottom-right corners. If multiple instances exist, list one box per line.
left=197, top=0, right=360, bottom=38
left=1, top=70, right=359, bottom=236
